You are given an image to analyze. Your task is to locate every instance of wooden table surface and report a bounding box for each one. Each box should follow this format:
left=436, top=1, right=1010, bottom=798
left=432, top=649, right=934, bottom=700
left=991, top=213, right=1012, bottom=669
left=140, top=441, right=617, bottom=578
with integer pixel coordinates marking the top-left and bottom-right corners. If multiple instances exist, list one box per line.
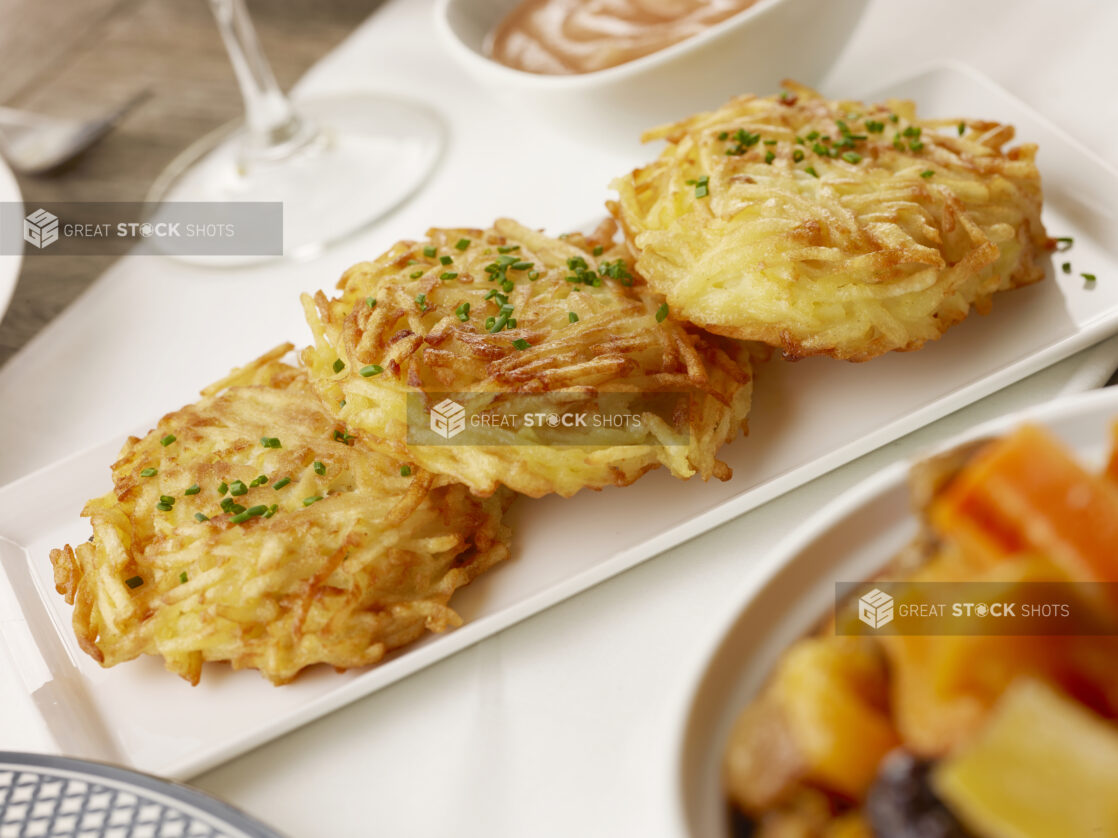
left=0, top=0, right=377, bottom=368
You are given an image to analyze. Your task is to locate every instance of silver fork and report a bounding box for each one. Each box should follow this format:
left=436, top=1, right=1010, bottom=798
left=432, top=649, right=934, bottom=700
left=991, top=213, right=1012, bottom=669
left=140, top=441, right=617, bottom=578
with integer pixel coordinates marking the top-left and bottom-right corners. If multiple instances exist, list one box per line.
left=0, top=89, right=151, bottom=176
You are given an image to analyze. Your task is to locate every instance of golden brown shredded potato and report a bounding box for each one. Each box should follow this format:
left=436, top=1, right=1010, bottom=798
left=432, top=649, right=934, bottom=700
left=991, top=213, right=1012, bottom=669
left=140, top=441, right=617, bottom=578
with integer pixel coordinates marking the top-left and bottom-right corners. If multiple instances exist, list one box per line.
left=610, top=81, right=1049, bottom=361
left=50, top=346, right=512, bottom=686
left=301, top=218, right=753, bottom=498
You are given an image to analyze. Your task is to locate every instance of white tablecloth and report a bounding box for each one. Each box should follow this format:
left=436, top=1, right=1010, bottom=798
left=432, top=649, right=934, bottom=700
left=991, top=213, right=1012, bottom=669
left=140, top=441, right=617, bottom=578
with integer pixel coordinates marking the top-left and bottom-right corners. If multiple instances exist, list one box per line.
left=1, top=0, right=1117, bottom=835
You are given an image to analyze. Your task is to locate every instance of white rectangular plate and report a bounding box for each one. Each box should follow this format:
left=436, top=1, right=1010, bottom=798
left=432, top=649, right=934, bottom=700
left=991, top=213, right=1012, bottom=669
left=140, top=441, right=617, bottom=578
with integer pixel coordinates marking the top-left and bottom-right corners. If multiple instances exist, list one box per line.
left=3, top=62, right=1118, bottom=779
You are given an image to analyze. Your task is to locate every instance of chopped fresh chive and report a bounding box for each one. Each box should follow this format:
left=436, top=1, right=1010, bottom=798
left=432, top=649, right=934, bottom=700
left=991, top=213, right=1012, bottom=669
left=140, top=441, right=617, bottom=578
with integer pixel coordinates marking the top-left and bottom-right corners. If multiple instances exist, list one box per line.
left=718, top=131, right=729, bottom=140
left=159, top=495, right=175, bottom=505
left=140, top=467, right=158, bottom=478
left=184, top=484, right=200, bottom=496
left=812, top=142, right=828, bottom=156
left=160, top=434, right=176, bottom=447
left=415, top=293, right=428, bottom=311
left=456, top=302, right=470, bottom=322
left=440, top=272, right=458, bottom=280
left=842, top=152, right=862, bottom=164
left=920, top=169, right=935, bottom=178
left=511, top=338, right=530, bottom=350
left=528, top=271, right=540, bottom=281
left=156, top=502, right=173, bottom=512
left=339, top=399, right=346, bottom=407
left=440, top=255, right=453, bottom=265
left=313, top=461, right=326, bottom=475
left=273, top=476, right=291, bottom=490
left=250, top=474, right=269, bottom=487
left=125, top=576, right=143, bottom=589
left=194, top=512, right=208, bottom=522
left=263, top=504, right=279, bottom=519
left=496, top=245, right=519, bottom=254
left=229, top=480, right=248, bottom=496
left=423, top=246, right=437, bottom=257
left=231, top=504, right=268, bottom=524
left=763, top=138, right=778, bottom=146
left=507, top=318, right=517, bottom=328
left=903, top=125, right=922, bottom=139
left=220, top=498, right=243, bottom=514
left=593, top=245, right=604, bottom=256
left=410, top=270, right=423, bottom=279
left=889, top=113, right=899, bottom=123
left=568, top=311, right=579, bottom=323
left=366, top=296, right=376, bottom=309
left=1082, top=273, right=1097, bottom=283
left=893, top=134, right=905, bottom=151
left=724, top=128, right=761, bottom=155
left=1055, top=237, right=1074, bottom=251
left=1061, top=262, right=1072, bottom=274
left=501, top=279, right=514, bottom=292
left=655, top=302, right=669, bottom=323
left=806, top=130, right=819, bottom=141
left=303, top=496, right=323, bottom=507
left=333, top=358, right=345, bottom=373
left=455, top=238, right=471, bottom=251
left=400, top=465, right=412, bottom=477
left=865, top=120, right=885, bottom=133
left=261, top=437, right=282, bottom=449
left=957, top=122, right=966, bottom=136
left=511, top=261, right=533, bottom=271
left=488, top=310, right=512, bottom=333
left=764, top=150, right=775, bottom=164
left=804, top=166, right=819, bottom=178
left=792, top=149, right=805, bottom=163
left=359, top=364, right=384, bottom=377
left=693, top=175, right=710, bottom=198
left=909, top=140, right=925, bottom=151
left=179, top=572, right=188, bottom=584
left=218, top=481, right=228, bottom=495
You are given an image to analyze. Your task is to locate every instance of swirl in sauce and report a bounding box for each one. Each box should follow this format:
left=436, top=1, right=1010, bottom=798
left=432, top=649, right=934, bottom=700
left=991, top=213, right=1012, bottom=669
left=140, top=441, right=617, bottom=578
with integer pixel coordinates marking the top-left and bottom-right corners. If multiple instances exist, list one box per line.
left=487, top=0, right=760, bottom=75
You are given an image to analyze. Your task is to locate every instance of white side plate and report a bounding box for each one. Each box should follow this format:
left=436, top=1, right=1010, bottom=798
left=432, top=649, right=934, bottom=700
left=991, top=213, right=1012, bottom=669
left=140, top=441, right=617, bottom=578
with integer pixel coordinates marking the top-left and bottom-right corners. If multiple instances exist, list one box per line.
left=2, top=62, right=1118, bottom=780
left=671, top=385, right=1118, bottom=838
left=0, top=155, right=23, bottom=323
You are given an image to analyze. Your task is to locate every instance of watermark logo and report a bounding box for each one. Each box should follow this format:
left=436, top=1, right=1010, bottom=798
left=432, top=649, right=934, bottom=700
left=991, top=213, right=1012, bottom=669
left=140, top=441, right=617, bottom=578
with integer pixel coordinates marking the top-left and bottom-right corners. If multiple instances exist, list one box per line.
left=837, top=581, right=1115, bottom=636
left=23, top=208, right=59, bottom=249
left=858, top=588, right=895, bottom=629
left=3, top=202, right=283, bottom=256
left=430, top=398, right=466, bottom=440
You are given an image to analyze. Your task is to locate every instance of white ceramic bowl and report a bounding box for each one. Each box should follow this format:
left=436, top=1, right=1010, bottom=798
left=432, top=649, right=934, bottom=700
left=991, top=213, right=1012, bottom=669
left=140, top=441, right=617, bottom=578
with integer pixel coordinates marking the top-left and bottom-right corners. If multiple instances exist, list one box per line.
left=669, top=385, right=1118, bottom=837
left=433, top=0, right=870, bottom=145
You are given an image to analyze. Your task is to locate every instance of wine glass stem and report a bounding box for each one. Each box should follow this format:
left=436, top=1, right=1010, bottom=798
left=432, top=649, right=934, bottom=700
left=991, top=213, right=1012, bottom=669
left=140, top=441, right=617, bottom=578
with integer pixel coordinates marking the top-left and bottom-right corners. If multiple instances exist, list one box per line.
left=209, top=0, right=307, bottom=150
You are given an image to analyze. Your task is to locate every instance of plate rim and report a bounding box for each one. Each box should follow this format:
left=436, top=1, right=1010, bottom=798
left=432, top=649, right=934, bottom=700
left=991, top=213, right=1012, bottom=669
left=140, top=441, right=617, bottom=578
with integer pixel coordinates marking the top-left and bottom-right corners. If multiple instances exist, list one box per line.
left=667, top=383, right=1118, bottom=837
left=0, top=750, right=285, bottom=837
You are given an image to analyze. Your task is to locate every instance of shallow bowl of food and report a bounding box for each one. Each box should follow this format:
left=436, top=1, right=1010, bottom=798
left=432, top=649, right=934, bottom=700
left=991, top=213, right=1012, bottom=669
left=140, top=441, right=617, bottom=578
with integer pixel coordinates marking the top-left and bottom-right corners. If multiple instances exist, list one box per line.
left=671, top=385, right=1118, bottom=837
left=433, top=0, right=871, bottom=144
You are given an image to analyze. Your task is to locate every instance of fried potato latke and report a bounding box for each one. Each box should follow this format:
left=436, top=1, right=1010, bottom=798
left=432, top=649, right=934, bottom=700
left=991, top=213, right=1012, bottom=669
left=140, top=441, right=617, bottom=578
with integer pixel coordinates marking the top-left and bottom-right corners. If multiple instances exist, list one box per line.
left=610, top=82, right=1049, bottom=361
left=50, top=346, right=512, bottom=686
left=301, top=218, right=753, bottom=498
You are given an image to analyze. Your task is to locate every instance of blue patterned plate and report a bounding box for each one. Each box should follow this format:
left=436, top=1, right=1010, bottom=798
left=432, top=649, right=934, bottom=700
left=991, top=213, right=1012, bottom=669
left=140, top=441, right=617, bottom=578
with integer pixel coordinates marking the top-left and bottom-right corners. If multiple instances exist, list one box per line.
left=0, top=753, right=283, bottom=838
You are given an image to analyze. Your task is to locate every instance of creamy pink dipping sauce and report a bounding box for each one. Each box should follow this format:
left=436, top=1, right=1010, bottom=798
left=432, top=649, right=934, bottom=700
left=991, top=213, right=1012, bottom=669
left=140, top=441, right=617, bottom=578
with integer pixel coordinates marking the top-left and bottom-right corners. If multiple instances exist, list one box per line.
left=487, top=0, right=761, bottom=75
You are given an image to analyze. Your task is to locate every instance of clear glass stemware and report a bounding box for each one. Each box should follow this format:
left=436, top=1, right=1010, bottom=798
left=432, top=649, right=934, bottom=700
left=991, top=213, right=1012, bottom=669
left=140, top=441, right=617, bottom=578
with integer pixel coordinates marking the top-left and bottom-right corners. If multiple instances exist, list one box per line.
left=148, top=0, right=444, bottom=264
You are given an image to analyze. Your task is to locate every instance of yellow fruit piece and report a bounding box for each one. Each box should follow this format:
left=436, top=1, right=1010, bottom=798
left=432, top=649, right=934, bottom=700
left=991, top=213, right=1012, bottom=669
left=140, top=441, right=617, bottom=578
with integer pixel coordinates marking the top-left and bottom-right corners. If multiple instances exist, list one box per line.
left=934, top=679, right=1118, bottom=838
left=768, top=637, right=899, bottom=799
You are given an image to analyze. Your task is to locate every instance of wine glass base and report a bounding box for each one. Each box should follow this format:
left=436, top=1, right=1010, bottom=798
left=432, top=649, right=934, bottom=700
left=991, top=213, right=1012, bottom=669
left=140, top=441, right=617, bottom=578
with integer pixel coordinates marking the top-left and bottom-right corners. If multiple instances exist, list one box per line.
left=148, top=93, right=445, bottom=267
